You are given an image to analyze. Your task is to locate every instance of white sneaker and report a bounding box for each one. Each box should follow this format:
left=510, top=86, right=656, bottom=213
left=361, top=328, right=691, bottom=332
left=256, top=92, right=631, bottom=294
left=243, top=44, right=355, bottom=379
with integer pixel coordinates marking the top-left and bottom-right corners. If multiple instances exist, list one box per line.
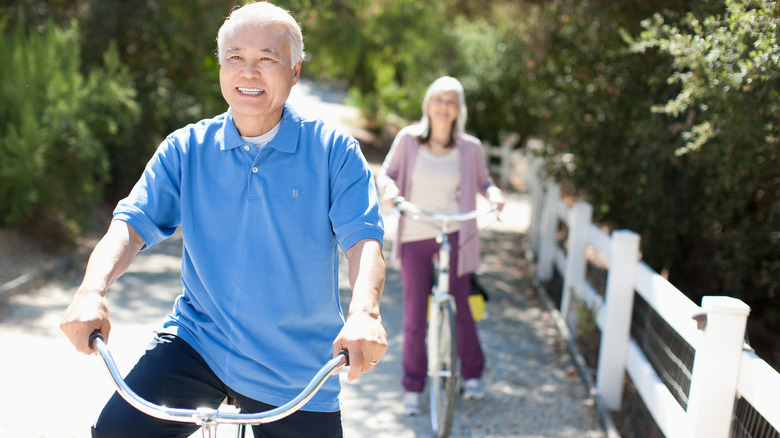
left=462, top=378, right=485, bottom=400
left=403, top=391, right=421, bottom=415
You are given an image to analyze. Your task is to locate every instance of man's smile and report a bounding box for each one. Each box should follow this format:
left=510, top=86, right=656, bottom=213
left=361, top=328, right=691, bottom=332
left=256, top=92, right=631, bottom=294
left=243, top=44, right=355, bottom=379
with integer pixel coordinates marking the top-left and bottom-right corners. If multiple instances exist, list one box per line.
left=237, top=87, right=263, bottom=96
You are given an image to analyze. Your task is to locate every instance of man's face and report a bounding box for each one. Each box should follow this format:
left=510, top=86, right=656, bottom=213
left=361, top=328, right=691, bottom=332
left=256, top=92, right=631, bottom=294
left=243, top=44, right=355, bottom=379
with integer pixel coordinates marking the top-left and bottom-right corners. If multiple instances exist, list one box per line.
left=219, top=21, right=301, bottom=136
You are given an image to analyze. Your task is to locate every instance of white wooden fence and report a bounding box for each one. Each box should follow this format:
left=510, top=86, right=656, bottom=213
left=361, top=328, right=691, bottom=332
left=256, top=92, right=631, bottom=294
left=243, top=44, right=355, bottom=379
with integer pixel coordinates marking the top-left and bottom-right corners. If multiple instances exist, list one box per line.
left=483, top=132, right=521, bottom=188
left=517, top=141, right=780, bottom=438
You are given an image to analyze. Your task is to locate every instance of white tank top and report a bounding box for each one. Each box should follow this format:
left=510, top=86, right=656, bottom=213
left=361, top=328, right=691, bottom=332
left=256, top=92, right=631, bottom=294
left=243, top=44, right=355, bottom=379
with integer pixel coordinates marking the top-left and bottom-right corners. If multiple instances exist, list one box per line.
left=401, top=146, right=460, bottom=243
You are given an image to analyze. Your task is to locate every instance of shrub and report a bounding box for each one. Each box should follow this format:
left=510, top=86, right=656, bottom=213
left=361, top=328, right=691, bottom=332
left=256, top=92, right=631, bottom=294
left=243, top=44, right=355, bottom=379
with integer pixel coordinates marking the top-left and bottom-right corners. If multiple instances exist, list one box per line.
left=449, top=3, right=544, bottom=145
left=526, top=0, right=778, bottom=355
left=79, top=0, right=232, bottom=197
left=2, top=1, right=232, bottom=198
left=288, top=0, right=452, bottom=126
left=626, top=0, right=779, bottom=331
left=0, top=20, right=139, bottom=240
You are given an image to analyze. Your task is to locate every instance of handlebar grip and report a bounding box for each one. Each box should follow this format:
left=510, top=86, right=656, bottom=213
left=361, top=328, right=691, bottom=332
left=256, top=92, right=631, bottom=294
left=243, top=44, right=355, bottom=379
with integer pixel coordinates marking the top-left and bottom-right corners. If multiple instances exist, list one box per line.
left=339, top=349, right=350, bottom=366
left=89, top=330, right=103, bottom=350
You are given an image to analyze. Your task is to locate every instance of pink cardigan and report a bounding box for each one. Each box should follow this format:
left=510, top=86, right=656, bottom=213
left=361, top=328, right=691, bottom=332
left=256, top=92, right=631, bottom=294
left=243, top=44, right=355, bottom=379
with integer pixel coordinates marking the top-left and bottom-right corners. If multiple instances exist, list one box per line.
left=377, top=126, right=497, bottom=277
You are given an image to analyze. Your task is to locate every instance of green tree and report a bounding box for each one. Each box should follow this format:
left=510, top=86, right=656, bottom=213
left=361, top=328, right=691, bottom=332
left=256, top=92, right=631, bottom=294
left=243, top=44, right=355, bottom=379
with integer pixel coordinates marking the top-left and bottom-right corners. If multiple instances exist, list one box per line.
left=626, top=0, right=779, bottom=344
left=449, top=3, right=545, bottom=144
left=0, top=19, right=139, bottom=240
left=286, top=0, right=452, bottom=125
left=79, top=0, right=233, bottom=197
left=524, top=0, right=778, bottom=361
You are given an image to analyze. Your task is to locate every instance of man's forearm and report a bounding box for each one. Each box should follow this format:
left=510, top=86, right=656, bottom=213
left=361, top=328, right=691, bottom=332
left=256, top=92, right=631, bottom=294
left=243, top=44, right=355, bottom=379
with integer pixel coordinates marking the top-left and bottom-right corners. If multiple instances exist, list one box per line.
left=345, top=238, right=386, bottom=318
left=80, top=220, right=145, bottom=295
left=61, top=220, right=146, bottom=353
left=339, top=237, right=387, bottom=381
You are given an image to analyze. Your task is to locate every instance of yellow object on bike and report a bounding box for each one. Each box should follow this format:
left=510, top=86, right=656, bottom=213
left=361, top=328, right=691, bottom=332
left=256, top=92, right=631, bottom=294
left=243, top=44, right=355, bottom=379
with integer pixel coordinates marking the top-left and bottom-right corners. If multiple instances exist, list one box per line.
left=468, top=293, right=487, bottom=321
left=427, top=292, right=487, bottom=322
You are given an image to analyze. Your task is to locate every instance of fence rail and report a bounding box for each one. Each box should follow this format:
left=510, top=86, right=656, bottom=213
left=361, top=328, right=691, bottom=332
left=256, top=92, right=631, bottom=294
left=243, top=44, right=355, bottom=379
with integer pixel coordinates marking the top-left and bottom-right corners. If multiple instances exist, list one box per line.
left=516, top=140, right=779, bottom=438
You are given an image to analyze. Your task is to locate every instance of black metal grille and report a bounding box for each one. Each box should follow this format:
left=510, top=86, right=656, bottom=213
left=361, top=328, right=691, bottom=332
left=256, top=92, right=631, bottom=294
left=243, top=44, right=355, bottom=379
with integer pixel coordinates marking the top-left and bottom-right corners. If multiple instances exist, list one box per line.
left=617, top=376, right=665, bottom=438
left=731, top=396, right=780, bottom=438
left=630, top=293, right=695, bottom=409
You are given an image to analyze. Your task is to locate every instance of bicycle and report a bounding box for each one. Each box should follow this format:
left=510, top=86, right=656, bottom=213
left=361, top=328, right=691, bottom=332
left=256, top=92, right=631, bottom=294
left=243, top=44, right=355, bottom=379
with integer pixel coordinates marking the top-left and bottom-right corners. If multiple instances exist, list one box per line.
left=394, top=197, right=498, bottom=438
left=88, top=330, right=349, bottom=438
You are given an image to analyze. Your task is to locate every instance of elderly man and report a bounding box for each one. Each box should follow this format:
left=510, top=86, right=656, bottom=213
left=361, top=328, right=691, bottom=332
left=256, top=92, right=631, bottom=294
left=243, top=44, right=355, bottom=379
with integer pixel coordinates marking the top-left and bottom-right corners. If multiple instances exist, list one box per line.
left=60, top=2, right=387, bottom=437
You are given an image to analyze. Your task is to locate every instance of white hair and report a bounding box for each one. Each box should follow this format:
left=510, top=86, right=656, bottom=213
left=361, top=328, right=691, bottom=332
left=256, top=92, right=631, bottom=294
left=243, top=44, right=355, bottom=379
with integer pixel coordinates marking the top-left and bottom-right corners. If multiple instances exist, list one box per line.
left=216, top=1, right=305, bottom=68
left=417, top=76, right=468, bottom=146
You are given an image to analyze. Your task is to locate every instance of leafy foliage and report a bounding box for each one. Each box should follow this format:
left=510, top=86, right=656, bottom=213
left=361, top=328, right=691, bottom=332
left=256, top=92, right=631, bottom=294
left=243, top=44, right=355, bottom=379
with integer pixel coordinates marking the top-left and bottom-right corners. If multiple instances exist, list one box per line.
left=523, top=0, right=778, bottom=347
left=79, top=0, right=233, bottom=197
left=0, top=20, right=139, bottom=239
left=283, top=0, right=452, bottom=125
left=625, top=0, right=779, bottom=324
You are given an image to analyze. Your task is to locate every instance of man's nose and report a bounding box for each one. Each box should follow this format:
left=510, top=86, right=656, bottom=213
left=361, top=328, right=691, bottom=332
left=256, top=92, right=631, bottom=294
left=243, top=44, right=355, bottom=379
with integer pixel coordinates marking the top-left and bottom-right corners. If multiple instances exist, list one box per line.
left=241, top=61, right=261, bottom=78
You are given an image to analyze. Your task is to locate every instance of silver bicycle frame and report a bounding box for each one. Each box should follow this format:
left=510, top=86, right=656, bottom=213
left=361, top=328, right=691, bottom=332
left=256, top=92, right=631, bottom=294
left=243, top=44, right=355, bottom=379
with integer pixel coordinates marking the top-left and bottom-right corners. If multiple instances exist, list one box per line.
left=90, top=332, right=348, bottom=438
left=429, top=225, right=454, bottom=379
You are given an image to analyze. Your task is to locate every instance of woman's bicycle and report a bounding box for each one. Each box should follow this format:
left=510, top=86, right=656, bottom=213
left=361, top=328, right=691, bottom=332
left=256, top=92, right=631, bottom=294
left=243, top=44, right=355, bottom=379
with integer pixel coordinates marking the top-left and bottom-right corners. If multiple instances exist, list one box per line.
left=88, top=330, right=349, bottom=438
left=394, top=197, right=498, bottom=438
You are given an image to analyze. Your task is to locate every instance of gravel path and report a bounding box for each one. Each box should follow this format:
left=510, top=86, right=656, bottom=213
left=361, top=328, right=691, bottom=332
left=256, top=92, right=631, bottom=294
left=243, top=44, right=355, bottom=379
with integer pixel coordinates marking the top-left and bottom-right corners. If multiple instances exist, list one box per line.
left=338, top=196, right=606, bottom=437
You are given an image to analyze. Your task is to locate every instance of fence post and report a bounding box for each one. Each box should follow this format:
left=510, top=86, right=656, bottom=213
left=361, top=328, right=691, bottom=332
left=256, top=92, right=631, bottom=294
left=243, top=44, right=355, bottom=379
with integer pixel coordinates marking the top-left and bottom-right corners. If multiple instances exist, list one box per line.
left=560, top=202, right=593, bottom=327
left=536, top=183, right=560, bottom=282
left=686, top=296, right=751, bottom=438
left=596, top=229, right=640, bottom=411
left=525, top=139, right=545, bottom=255
left=526, top=158, right=544, bottom=254
left=498, top=132, right=520, bottom=188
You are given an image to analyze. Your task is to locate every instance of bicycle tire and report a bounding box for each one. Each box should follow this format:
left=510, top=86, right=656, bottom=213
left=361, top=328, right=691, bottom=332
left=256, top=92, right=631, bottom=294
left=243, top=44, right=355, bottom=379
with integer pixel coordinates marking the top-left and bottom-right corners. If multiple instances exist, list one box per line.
left=429, top=299, right=458, bottom=438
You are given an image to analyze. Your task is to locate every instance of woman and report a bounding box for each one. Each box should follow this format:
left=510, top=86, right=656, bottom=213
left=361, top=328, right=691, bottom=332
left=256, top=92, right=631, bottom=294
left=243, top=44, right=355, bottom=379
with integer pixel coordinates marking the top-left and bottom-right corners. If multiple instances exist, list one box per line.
left=377, top=76, right=505, bottom=415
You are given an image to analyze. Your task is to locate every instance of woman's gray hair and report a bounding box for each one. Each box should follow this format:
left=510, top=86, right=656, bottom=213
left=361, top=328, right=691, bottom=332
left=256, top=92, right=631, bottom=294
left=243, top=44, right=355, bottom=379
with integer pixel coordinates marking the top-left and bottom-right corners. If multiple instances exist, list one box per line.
left=417, top=76, right=468, bottom=147
left=216, top=1, right=305, bottom=69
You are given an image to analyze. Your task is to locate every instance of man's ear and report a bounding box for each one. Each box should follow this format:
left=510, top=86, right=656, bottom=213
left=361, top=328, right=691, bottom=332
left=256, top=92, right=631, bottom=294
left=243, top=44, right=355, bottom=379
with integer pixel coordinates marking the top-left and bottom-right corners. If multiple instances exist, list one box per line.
left=292, top=60, right=302, bottom=83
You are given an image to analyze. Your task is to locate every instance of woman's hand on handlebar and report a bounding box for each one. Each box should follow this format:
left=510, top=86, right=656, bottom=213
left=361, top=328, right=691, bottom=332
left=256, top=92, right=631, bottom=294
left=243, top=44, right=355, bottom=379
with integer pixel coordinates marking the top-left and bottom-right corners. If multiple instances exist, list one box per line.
left=381, top=185, right=401, bottom=209
left=60, top=287, right=111, bottom=355
left=487, top=186, right=505, bottom=212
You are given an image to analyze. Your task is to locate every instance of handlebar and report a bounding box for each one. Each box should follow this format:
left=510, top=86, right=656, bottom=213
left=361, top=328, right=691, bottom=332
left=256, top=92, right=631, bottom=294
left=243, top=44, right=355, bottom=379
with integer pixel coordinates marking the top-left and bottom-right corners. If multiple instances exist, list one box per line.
left=393, top=197, right=499, bottom=225
left=89, top=330, right=349, bottom=427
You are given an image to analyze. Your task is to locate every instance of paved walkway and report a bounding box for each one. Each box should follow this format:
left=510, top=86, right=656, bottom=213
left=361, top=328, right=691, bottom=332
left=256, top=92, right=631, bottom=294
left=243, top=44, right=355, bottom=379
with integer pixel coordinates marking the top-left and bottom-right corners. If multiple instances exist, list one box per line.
left=0, top=80, right=608, bottom=437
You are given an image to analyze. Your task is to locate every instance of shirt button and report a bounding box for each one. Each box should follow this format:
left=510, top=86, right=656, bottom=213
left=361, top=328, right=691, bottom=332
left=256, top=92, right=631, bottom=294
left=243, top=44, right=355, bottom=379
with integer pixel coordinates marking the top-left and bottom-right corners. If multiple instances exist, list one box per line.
left=252, top=167, right=259, bottom=173
left=244, top=145, right=251, bottom=151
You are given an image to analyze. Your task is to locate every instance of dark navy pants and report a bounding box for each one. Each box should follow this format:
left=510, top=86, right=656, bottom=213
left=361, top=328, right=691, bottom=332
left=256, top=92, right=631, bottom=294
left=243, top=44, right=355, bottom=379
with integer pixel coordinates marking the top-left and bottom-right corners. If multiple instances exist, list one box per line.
left=91, top=332, right=343, bottom=438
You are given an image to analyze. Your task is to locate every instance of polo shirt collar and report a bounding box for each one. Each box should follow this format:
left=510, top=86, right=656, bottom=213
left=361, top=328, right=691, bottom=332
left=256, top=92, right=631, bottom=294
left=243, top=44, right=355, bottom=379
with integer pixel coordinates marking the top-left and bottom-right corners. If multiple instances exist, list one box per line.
left=221, top=105, right=301, bottom=154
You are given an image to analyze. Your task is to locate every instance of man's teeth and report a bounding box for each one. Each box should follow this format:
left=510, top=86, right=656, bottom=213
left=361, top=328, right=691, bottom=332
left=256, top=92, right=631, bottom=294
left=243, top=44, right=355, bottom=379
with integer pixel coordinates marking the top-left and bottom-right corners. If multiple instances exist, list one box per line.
left=238, top=87, right=263, bottom=95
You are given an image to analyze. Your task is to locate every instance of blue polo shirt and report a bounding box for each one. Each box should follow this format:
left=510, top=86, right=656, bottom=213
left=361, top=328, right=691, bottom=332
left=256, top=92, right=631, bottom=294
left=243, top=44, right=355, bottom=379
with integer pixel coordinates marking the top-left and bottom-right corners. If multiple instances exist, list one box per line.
left=113, top=104, right=384, bottom=412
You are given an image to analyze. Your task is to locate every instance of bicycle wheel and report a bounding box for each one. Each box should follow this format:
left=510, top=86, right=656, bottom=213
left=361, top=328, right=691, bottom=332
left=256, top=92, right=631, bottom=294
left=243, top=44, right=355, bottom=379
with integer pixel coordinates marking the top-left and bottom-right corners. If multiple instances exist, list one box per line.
left=429, top=299, right=458, bottom=438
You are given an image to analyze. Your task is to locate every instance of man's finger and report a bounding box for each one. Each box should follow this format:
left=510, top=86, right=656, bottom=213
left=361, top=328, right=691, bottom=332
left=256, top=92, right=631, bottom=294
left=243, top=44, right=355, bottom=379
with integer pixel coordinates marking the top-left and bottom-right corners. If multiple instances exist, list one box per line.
left=347, top=348, right=363, bottom=382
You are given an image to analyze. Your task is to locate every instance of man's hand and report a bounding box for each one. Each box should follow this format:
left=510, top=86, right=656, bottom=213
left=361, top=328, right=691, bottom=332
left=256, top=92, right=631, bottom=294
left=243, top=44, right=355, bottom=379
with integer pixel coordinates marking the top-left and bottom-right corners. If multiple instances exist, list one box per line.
left=60, top=288, right=111, bottom=355
left=59, top=220, right=144, bottom=355
left=333, top=310, right=388, bottom=382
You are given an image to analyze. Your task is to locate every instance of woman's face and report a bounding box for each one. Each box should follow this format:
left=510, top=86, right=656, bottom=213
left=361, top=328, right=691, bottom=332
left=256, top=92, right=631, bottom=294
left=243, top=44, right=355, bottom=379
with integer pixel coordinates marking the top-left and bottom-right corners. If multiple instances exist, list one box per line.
left=427, top=91, right=459, bottom=129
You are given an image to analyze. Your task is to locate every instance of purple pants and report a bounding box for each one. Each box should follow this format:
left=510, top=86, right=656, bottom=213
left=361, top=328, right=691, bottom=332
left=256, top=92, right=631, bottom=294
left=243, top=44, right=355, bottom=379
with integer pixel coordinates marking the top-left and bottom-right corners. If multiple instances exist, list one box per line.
left=400, top=232, right=485, bottom=392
